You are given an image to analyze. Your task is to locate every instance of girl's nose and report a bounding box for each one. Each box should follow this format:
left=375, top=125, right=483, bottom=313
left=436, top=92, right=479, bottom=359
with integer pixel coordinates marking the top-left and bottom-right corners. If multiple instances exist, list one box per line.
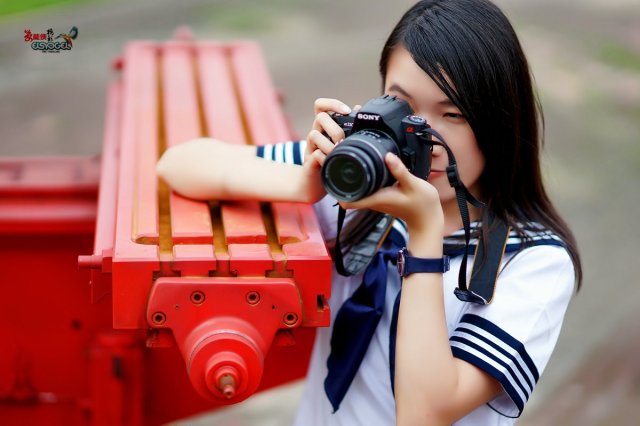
left=431, top=142, right=446, bottom=158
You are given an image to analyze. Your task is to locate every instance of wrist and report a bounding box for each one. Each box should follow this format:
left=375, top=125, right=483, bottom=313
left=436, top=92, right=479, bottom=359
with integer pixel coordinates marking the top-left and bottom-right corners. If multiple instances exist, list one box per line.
left=406, top=241, right=443, bottom=258
left=406, top=210, right=444, bottom=236
left=285, top=164, right=318, bottom=203
left=406, top=224, right=444, bottom=258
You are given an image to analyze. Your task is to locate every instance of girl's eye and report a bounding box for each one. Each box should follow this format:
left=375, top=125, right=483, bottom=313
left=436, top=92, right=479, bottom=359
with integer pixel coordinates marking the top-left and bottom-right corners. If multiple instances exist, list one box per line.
left=444, top=112, right=466, bottom=120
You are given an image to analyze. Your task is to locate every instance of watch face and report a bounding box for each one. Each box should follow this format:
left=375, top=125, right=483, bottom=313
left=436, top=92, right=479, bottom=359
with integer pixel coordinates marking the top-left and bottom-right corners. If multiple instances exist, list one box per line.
left=396, top=249, right=406, bottom=277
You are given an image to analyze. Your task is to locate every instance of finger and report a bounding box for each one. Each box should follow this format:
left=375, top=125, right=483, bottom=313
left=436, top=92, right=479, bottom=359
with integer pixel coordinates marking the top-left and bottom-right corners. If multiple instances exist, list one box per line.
left=305, top=126, right=331, bottom=155
left=305, top=148, right=322, bottom=170
left=353, top=104, right=362, bottom=111
left=311, top=149, right=327, bottom=167
left=307, top=129, right=336, bottom=155
left=314, top=98, right=352, bottom=115
left=312, top=112, right=345, bottom=144
left=340, top=185, right=400, bottom=211
left=384, top=153, right=414, bottom=185
left=305, top=133, right=317, bottom=158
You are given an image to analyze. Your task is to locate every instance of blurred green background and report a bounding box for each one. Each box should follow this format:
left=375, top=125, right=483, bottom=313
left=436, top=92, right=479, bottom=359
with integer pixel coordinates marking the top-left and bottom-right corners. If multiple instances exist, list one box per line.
left=1, top=0, right=639, bottom=424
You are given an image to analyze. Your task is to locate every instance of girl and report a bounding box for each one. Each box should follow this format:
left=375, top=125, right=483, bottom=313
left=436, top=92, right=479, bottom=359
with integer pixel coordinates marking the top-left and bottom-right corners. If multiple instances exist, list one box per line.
left=157, top=0, right=582, bottom=424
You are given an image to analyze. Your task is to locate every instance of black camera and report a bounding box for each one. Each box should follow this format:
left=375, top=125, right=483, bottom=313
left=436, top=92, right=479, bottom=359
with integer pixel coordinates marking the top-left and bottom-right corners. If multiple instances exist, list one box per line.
left=321, top=95, right=433, bottom=202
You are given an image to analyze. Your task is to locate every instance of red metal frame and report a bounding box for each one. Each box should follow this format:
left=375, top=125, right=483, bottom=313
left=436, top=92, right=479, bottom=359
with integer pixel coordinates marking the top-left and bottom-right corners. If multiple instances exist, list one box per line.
left=1, top=40, right=331, bottom=425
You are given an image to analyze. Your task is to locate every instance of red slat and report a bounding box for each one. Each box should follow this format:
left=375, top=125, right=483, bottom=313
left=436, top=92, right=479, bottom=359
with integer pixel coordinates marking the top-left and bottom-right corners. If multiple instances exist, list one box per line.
left=172, top=244, right=216, bottom=276
left=229, top=42, right=291, bottom=145
left=198, top=43, right=267, bottom=245
left=228, top=244, right=273, bottom=275
left=197, top=44, right=245, bottom=145
left=93, top=81, right=121, bottom=256
left=161, top=42, right=213, bottom=244
left=220, top=202, right=266, bottom=244
left=270, top=202, right=306, bottom=244
left=230, top=42, right=305, bottom=249
left=120, top=42, right=160, bottom=245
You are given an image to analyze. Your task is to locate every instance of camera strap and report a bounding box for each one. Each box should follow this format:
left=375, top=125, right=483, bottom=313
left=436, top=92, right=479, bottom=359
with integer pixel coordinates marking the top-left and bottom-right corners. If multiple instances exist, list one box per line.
left=334, top=207, right=396, bottom=276
left=333, top=127, right=509, bottom=305
left=420, top=128, right=508, bottom=304
left=461, top=214, right=511, bottom=304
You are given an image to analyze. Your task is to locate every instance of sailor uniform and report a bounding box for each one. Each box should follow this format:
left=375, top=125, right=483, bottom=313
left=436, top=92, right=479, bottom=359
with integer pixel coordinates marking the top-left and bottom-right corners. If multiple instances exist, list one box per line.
left=257, top=141, right=575, bottom=425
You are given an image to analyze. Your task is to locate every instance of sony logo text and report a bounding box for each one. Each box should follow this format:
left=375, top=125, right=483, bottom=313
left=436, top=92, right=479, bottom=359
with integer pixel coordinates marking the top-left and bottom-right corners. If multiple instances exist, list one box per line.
left=357, top=113, right=380, bottom=121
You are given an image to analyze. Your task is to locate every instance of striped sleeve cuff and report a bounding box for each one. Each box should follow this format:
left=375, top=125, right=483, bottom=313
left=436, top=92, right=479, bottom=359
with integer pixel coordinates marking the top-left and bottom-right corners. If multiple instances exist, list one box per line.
left=449, top=314, right=539, bottom=417
left=256, top=140, right=306, bottom=165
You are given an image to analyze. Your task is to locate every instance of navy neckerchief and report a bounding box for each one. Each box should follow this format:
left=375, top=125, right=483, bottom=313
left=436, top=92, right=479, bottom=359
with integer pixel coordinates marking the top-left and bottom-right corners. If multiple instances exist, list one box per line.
left=324, top=224, right=406, bottom=412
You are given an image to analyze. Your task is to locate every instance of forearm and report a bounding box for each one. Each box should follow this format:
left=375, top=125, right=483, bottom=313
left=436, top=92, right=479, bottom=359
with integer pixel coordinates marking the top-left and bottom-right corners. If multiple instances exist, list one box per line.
left=395, top=228, right=458, bottom=424
left=210, top=156, right=310, bottom=202
left=156, top=138, right=314, bottom=203
left=395, top=276, right=458, bottom=424
left=395, top=227, right=500, bottom=424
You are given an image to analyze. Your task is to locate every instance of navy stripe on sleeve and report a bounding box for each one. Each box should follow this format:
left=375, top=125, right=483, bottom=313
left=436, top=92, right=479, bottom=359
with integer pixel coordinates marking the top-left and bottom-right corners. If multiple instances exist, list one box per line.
left=292, top=141, right=302, bottom=165
left=451, top=347, right=524, bottom=415
left=452, top=327, right=534, bottom=391
left=255, top=141, right=305, bottom=165
left=449, top=314, right=539, bottom=417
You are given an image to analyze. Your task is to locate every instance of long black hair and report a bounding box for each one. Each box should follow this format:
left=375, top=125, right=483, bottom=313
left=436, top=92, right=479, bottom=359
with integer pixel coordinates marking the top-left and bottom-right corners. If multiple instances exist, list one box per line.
left=376, top=0, right=582, bottom=287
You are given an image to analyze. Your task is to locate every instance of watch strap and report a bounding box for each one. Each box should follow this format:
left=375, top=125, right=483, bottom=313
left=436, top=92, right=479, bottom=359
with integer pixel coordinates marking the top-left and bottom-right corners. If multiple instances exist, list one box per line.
left=397, top=247, right=450, bottom=277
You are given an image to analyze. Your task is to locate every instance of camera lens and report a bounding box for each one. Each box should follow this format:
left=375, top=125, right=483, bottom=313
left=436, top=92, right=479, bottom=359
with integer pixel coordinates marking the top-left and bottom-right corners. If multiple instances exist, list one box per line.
left=333, top=158, right=365, bottom=193
left=323, top=152, right=371, bottom=201
left=321, top=130, right=399, bottom=202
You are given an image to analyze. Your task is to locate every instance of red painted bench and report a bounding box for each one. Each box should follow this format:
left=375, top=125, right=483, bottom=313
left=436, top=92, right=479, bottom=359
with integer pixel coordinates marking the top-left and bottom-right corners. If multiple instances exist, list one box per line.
left=80, top=36, right=333, bottom=410
left=0, top=33, right=331, bottom=425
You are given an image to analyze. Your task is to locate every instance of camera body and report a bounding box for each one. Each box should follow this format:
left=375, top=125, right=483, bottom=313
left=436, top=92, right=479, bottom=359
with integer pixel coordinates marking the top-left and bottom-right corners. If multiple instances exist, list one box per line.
left=321, top=95, right=432, bottom=202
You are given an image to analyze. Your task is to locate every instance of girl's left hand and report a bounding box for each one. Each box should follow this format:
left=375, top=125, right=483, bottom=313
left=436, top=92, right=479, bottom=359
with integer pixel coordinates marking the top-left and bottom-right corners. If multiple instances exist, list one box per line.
left=340, top=153, right=444, bottom=234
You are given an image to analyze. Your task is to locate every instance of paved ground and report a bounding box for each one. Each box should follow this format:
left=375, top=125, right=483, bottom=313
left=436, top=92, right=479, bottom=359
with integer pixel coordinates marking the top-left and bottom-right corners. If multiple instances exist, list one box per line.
left=2, top=0, right=639, bottom=424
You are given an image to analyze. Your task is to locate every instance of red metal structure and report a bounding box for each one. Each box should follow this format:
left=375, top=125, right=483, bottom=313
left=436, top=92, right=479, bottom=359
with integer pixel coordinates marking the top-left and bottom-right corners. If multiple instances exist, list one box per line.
left=0, top=39, right=331, bottom=425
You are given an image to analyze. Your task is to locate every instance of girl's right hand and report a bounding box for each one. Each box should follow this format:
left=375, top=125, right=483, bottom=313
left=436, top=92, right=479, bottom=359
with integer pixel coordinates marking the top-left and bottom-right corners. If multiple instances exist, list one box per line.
left=305, top=98, right=353, bottom=167
left=301, top=98, right=358, bottom=203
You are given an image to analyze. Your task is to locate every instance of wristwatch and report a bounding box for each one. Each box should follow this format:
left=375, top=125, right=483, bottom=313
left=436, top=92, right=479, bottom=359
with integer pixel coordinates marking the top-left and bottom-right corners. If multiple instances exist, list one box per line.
left=396, top=247, right=450, bottom=277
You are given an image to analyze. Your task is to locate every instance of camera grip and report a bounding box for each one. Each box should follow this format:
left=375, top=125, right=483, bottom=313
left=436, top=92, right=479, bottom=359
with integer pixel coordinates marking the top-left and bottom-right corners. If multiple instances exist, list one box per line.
left=329, top=111, right=357, bottom=136
left=402, top=116, right=432, bottom=180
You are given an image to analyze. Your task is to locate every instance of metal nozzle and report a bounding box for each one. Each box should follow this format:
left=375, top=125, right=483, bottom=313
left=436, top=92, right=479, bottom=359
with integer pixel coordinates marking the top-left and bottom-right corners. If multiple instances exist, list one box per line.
left=218, top=374, right=236, bottom=399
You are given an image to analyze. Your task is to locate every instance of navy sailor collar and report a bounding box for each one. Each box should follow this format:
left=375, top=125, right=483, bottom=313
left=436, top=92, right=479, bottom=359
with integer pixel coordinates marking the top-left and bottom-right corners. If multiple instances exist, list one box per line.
left=388, top=220, right=566, bottom=257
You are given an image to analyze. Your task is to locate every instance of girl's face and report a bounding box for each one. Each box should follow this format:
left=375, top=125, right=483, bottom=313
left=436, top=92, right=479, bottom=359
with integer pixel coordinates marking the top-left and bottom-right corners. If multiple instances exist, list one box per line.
left=384, top=47, right=485, bottom=208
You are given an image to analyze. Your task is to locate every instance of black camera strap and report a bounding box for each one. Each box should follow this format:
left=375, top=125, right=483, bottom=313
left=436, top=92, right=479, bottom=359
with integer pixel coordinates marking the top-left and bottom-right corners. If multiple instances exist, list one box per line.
left=334, top=207, right=396, bottom=276
left=418, top=128, right=502, bottom=305
left=333, top=206, right=350, bottom=276
left=462, top=213, right=511, bottom=304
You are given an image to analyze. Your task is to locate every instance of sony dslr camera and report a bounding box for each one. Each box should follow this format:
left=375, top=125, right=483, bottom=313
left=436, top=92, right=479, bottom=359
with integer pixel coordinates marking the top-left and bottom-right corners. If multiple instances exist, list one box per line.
left=321, top=95, right=433, bottom=202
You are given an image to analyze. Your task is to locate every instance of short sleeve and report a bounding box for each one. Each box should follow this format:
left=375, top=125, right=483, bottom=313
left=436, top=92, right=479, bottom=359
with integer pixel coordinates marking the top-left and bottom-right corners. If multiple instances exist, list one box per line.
left=449, top=245, right=575, bottom=417
left=256, top=140, right=307, bottom=165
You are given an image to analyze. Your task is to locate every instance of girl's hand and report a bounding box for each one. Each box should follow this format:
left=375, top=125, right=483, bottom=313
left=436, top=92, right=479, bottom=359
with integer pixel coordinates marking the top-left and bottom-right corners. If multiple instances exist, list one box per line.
left=340, top=153, right=444, bottom=236
left=305, top=98, right=353, bottom=165
left=301, top=98, right=356, bottom=203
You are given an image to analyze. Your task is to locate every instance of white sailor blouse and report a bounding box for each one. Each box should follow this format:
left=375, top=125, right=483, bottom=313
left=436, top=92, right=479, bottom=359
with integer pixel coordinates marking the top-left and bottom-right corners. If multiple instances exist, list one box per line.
left=257, top=141, right=575, bottom=425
